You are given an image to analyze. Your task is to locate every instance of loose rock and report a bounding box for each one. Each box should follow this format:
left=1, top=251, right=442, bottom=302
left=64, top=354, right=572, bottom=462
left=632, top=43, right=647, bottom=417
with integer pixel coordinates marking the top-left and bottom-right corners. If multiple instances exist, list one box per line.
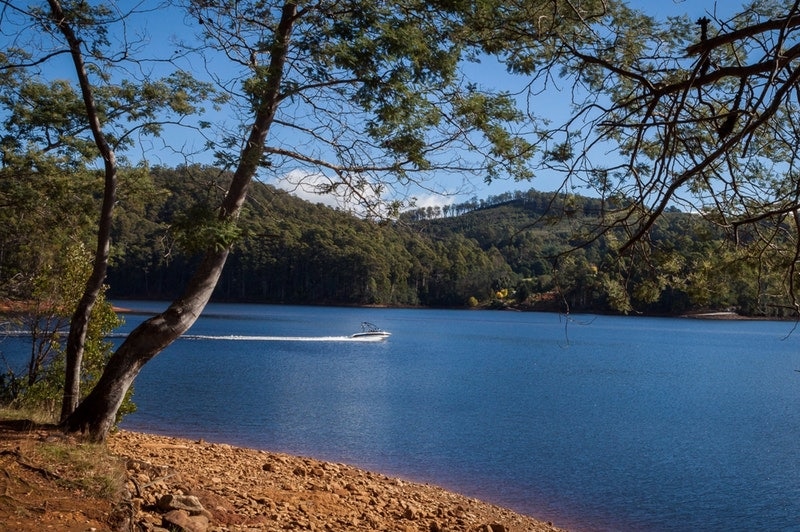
left=108, top=429, right=567, bottom=532
left=163, top=508, right=210, bottom=532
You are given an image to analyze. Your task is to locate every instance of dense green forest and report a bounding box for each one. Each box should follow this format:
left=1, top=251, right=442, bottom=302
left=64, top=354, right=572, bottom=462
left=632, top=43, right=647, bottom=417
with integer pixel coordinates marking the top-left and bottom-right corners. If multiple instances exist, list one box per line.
left=88, top=165, right=787, bottom=317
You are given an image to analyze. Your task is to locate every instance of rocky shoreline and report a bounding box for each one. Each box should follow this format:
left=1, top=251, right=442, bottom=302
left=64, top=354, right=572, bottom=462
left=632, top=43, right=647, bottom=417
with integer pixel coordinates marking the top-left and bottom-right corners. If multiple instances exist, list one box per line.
left=108, top=429, right=566, bottom=532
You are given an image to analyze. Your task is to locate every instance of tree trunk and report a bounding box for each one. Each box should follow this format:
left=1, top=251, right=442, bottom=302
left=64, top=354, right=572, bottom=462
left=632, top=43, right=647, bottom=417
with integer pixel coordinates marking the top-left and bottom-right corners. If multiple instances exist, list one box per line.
left=47, top=0, right=118, bottom=422
left=61, top=201, right=115, bottom=420
left=62, top=250, right=229, bottom=439
left=62, top=2, right=298, bottom=442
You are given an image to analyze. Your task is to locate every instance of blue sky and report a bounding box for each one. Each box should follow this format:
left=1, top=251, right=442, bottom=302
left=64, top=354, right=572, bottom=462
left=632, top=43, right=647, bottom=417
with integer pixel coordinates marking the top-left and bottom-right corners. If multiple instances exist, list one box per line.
left=267, top=0, right=742, bottom=210
left=21, top=0, right=744, bottom=210
left=459, top=0, right=744, bottom=204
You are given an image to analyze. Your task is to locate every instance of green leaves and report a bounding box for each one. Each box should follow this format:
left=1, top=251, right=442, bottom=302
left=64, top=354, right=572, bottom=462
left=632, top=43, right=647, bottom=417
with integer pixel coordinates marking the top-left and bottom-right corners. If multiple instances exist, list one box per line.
left=171, top=203, right=243, bottom=254
left=12, top=242, right=128, bottom=421
left=0, top=77, right=96, bottom=163
left=196, top=0, right=538, bottom=205
left=0, top=65, right=219, bottom=163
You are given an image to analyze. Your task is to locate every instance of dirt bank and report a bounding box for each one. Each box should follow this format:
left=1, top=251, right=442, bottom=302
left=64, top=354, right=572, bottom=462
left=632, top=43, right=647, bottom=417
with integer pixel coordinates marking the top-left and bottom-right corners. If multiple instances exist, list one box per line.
left=0, top=421, right=566, bottom=531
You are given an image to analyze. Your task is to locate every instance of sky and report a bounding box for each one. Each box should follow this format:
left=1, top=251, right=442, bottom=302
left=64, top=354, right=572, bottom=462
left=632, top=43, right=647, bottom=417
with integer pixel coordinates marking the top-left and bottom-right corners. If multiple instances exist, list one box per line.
left=263, top=0, right=741, bottom=211
left=400, top=0, right=736, bottom=208
left=445, top=0, right=739, bottom=207
left=15, top=0, right=743, bottom=213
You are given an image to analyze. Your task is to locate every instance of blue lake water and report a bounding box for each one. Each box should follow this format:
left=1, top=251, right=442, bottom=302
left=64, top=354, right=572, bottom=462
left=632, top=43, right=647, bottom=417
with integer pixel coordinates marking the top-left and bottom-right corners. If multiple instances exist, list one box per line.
left=6, top=302, right=800, bottom=530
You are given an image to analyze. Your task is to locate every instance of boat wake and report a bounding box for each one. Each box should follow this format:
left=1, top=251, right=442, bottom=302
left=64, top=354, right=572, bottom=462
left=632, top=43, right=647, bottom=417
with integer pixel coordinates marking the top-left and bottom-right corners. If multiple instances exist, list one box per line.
left=180, top=334, right=387, bottom=342
left=4, top=331, right=388, bottom=342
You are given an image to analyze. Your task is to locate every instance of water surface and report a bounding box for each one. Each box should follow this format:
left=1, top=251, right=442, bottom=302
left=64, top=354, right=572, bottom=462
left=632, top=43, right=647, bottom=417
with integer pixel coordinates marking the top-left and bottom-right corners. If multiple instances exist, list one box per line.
left=10, top=302, right=800, bottom=531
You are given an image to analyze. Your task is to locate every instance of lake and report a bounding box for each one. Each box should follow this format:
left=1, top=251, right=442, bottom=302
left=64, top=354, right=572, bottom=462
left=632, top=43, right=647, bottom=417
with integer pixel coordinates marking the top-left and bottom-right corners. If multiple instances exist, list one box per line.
left=7, top=302, right=800, bottom=530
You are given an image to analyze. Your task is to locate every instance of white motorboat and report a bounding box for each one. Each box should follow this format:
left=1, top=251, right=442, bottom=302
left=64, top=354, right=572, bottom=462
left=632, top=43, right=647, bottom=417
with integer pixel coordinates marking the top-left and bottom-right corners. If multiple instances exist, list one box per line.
left=350, top=322, right=391, bottom=340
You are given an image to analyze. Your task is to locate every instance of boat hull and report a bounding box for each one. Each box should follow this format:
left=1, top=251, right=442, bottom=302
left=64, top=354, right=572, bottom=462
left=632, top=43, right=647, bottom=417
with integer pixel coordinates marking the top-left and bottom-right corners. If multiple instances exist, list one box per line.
left=350, top=332, right=391, bottom=341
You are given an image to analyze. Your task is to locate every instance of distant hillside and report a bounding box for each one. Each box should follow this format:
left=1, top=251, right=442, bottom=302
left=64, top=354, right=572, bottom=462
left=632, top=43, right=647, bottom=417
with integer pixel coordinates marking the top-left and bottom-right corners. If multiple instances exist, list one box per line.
left=105, top=166, right=785, bottom=316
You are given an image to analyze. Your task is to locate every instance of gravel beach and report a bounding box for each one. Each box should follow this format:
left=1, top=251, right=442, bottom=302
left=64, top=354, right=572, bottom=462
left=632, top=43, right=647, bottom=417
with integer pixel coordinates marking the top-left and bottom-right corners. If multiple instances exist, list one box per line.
left=108, top=429, right=566, bottom=531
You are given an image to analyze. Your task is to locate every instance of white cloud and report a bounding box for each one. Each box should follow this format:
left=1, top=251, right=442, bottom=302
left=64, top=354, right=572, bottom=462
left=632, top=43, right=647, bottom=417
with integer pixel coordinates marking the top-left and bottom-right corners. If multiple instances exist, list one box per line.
left=269, top=169, right=392, bottom=217
left=410, top=194, right=455, bottom=211
left=270, top=169, right=343, bottom=209
left=269, top=169, right=467, bottom=218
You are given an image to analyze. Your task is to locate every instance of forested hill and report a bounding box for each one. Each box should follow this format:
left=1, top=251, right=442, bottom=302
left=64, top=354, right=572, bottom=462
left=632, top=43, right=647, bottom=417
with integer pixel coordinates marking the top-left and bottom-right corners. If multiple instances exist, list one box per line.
left=105, top=166, right=781, bottom=316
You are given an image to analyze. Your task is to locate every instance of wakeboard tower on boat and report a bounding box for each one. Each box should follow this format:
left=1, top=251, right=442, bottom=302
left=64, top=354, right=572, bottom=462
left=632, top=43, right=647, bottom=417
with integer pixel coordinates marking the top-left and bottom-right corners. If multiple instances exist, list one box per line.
left=350, top=322, right=391, bottom=340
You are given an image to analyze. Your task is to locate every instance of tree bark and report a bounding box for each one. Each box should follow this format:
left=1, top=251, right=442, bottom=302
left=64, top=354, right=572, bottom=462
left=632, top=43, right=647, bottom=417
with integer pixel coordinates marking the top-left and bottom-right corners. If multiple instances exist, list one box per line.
left=62, top=250, right=228, bottom=438
left=62, top=1, right=298, bottom=442
left=46, top=0, right=118, bottom=422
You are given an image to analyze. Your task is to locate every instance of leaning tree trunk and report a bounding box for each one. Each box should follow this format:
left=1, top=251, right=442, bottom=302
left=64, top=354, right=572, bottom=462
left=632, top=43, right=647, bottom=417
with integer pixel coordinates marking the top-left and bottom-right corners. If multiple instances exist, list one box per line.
left=62, top=2, right=298, bottom=442
left=62, top=250, right=228, bottom=439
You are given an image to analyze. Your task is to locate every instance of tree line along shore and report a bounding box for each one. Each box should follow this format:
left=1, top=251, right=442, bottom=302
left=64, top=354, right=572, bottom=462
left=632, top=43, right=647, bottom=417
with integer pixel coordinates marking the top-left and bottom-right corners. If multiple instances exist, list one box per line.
left=22, top=164, right=785, bottom=319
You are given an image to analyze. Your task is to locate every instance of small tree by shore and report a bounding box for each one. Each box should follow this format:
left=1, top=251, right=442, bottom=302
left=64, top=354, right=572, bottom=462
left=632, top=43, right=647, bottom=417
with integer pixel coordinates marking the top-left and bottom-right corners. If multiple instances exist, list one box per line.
left=0, top=244, right=133, bottom=424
